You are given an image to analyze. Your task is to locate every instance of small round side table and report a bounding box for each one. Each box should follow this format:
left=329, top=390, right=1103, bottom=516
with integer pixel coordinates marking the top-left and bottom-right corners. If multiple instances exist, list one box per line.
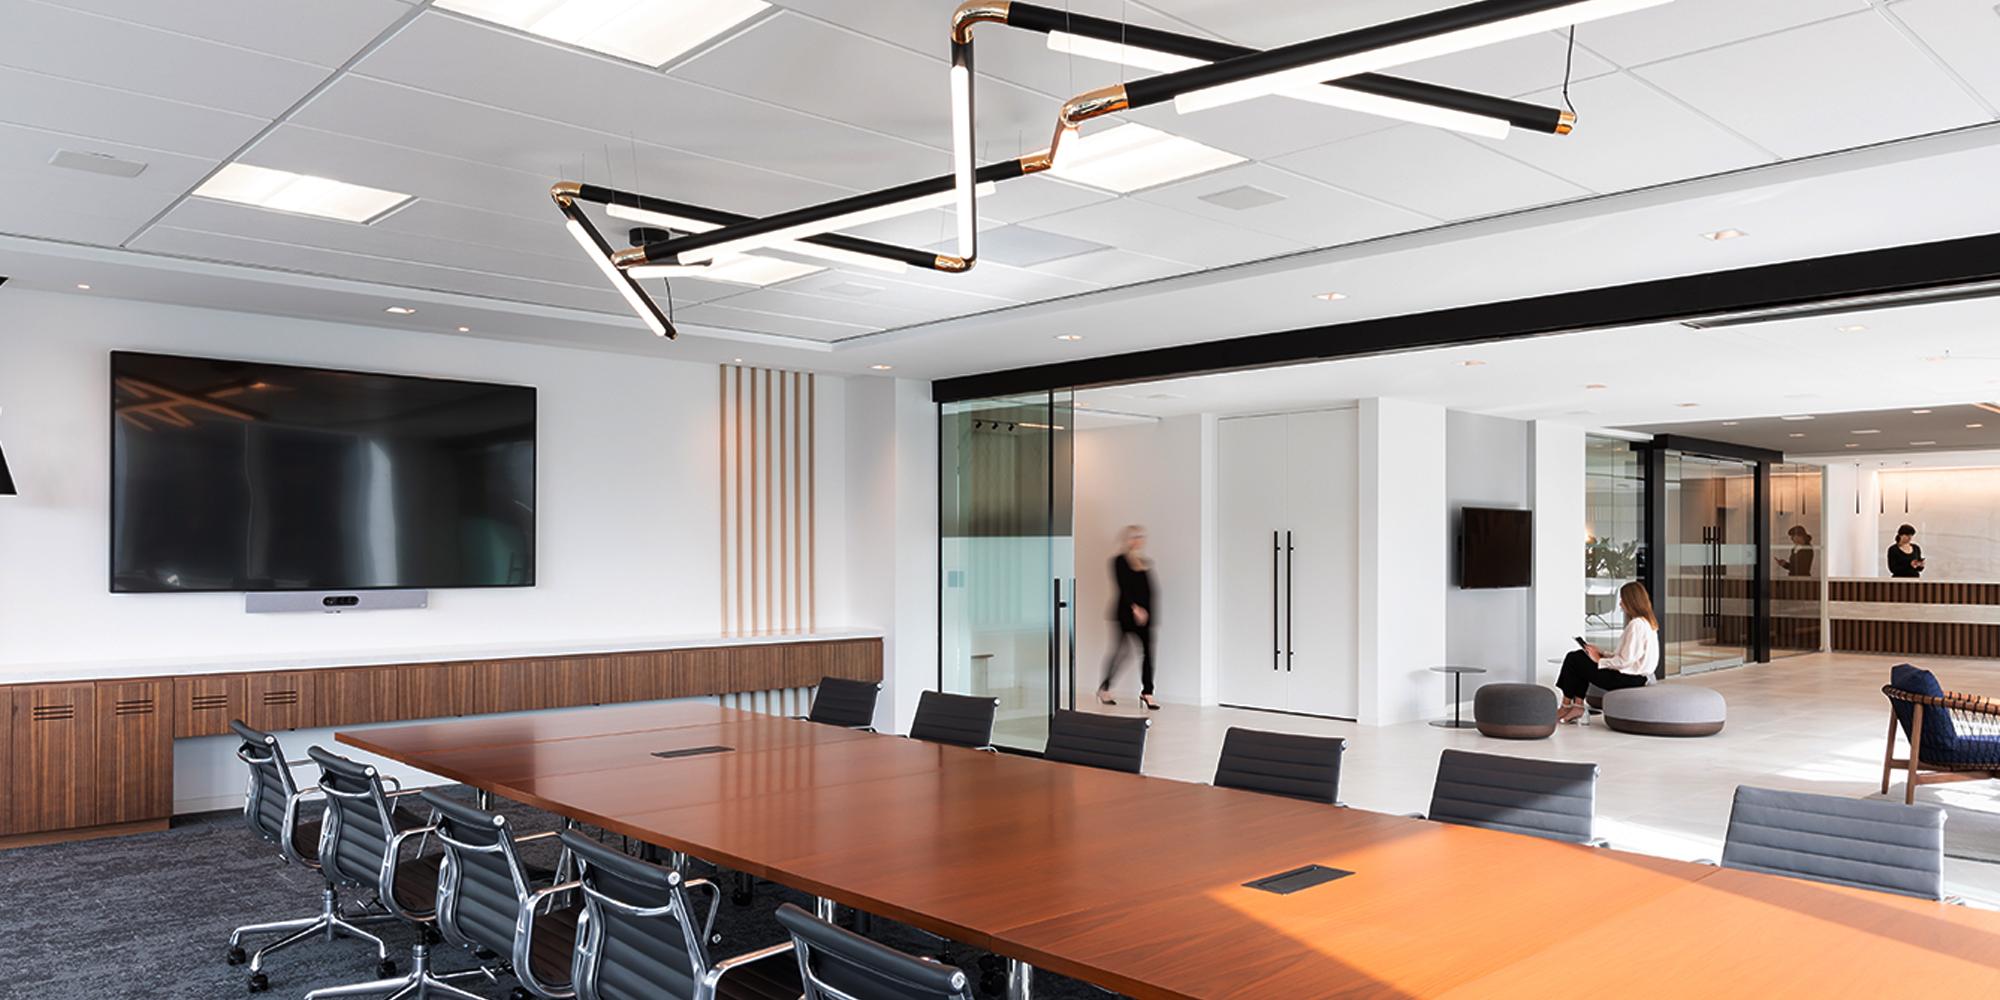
left=1430, top=665, right=1488, bottom=729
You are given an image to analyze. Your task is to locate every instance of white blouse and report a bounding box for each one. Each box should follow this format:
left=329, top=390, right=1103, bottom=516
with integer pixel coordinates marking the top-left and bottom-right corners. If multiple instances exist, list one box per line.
left=1599, top=618, right=1659, bottom=676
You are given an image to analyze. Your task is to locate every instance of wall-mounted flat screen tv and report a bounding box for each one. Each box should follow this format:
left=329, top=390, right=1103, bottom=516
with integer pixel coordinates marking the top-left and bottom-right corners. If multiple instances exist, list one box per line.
left=111, top=351, right=535, bottom=593
left=1459, top=506, right=1532, bottom=589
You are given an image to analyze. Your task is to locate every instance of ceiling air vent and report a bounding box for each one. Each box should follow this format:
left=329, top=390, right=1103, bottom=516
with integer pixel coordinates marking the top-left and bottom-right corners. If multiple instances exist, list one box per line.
left=49, top=149, right=148, bottom=178
left=1198, top=185, right=1285, bottom=211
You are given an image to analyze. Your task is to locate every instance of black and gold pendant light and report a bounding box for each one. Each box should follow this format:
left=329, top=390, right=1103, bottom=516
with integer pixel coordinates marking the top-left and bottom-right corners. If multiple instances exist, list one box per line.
left=558, top=0, right=1672, bottom=339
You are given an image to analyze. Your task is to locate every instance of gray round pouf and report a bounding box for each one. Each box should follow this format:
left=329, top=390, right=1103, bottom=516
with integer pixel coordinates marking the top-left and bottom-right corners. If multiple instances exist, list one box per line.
left=1602, top=684, right=1726, bottom=737
left=1474, top=683, right=1558, bottom=739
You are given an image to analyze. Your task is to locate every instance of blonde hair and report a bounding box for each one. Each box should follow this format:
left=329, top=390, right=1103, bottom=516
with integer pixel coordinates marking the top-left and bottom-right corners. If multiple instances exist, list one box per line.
left=1620, top=581, right=1658, bottom=630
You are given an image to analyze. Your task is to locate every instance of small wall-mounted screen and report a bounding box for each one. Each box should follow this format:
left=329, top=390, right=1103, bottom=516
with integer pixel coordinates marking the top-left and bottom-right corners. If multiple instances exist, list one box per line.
left=1460, top=506, right=1532, bottom=589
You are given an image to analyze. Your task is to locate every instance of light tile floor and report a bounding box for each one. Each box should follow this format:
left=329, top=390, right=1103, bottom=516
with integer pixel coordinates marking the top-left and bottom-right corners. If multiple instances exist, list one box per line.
left=1087, top=651, right=2000, bottom=905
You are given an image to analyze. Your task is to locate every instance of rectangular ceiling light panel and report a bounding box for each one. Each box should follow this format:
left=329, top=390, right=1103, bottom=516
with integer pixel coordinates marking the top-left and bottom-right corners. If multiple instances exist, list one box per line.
left=1051, top=123, right=1244, bottom=193
left=437, top=0, right=768, bottom=67
left=194, top=163, right=411, bottom=223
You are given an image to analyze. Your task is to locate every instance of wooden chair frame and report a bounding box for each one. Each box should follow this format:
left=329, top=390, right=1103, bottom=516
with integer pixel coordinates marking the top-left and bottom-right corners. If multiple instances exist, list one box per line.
left=1881, top=686, right=2000, bottom=805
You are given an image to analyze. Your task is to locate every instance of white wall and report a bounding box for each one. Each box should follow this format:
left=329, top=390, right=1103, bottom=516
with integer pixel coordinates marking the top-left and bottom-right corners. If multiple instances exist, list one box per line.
left=1073, top=415, right=1210, bottom=705
left=0, top=288, right=873, bottom=809
left=1444, top=411, right=1531, bottom=696
left=842, top=376, right=938, bottom=733
left=1530, top=421, right=1587, bottom=686
left=1357, top=398, right=1448, bottom=726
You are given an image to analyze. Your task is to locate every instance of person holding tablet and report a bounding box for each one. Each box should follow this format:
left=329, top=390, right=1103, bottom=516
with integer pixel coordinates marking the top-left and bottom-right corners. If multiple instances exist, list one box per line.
left=1555, top=581, right=1659, bottom=724
left=1888, top=524, right=1925, bottom=578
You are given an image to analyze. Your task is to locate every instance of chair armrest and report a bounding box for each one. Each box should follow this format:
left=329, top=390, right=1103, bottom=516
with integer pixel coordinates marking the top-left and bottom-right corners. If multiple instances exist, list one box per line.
left=279, top=789, right=325, bottom=867
left=514, top=830, right=562, bottom=843
left=385, top=787, right=427, bottom=799
left=285, top=758, right=315, bottom=769
left=1587, top=838, right=1612, bottom=849
left=979, top=745, right=999, bottom=753
left=1693, top=858, right=1719, bottom=866
left=512, top=880, right=583, bottom=997
left=700, top=941, right=796, bottom=995
left=683, top=878, right=724, bottom=945
left=1404, top=812, right=1427, bottom=820
left=378, top=825, right=439, bottom=921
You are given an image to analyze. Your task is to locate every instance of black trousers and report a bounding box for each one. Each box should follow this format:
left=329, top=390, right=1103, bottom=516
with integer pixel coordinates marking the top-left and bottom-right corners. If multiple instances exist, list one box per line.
left=1555, top=649, right=1650, bottom=700
left=1101, top=621, right=1155, bottom=696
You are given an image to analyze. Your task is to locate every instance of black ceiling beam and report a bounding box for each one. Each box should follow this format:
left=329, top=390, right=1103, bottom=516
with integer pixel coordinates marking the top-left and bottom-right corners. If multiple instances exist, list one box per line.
left=932, top=230, right=2000, bottom=404
left=1642, top=435, right=1785, bottom=466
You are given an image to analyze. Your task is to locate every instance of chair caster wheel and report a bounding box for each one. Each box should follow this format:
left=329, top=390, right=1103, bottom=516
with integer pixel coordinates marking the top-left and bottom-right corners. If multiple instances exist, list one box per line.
left=226, top=946, right=247, bottom=966
left=377, top=959, right=398, bottom=978
left=978, top=973, right=1003, bottom=998
left=476, top=948, right=498, bottom=961
left=710, top=933, right=723, bottom=946
left=510, top=989, right=533, bottom=1000
left=247, top=973, right=269, bottom=994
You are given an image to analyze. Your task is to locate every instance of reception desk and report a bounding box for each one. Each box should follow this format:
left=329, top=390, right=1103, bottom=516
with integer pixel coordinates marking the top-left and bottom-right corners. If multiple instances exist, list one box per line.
left=1829, top=579, right=2000, bottom=658
left=0, top=631, right=881, bottom=848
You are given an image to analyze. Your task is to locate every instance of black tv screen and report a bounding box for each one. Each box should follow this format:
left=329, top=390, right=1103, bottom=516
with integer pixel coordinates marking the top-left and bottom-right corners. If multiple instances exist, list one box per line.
left=1460, top=506, right=1532, bottom=589
left=111, top=352, right=535, bottom=593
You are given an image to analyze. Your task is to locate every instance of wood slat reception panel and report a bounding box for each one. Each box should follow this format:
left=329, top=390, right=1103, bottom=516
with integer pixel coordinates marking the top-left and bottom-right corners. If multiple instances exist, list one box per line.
left=0, top=637, right=880, bottom=846
left=1833, top=580, right=2000, bottom=605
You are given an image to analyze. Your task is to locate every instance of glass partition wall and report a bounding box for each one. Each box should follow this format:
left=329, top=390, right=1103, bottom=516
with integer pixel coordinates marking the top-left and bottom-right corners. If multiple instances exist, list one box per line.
left=1662, top=452, right=1758, bottom=676
left=1769, top=463, right=1824, bottom=657
left=939, top=392, right=1075, bottom=751
left=1584, top=436, right=1646, bottom=647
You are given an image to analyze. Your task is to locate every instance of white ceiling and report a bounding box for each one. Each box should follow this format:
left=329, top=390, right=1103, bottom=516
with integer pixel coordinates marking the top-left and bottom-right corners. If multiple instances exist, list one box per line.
left=1073, top=292, right=2000, bottom=458
left=0, top=0, right=1997, bottom=378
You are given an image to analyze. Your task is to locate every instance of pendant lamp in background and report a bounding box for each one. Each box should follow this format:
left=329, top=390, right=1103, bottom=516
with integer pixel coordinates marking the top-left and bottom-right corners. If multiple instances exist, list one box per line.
left=0, top=442, right=13, bottom=497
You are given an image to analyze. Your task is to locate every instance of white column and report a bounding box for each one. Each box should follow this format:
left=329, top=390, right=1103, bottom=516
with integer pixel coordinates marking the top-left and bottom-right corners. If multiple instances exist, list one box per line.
left=1357, top=398, right=1447, bottom=726
left=1196, top=413, right=1221, bottom=706
left=1529, top=421, right=1586, bottom=687
left=843, top=377, right=939, bottom=733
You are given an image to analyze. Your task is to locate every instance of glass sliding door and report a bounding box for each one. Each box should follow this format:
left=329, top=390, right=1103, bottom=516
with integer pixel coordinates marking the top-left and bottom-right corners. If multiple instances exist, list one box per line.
left=1769, top=463, right=1824, bottom=657
left=1662, top=452, right=1757, bottom=676
left=939, top=392, right=1075, bottom=751
left=1584, top=436, right=1645, bottom=647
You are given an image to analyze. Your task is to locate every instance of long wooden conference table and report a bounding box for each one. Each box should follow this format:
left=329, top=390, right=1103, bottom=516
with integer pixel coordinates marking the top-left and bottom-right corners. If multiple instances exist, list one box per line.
left=340, top=703, right=2000, bottom=998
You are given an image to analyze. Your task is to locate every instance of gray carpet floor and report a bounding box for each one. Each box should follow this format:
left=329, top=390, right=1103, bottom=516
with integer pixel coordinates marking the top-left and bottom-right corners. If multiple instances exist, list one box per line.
left=0, top=791, right=1114, bottom=999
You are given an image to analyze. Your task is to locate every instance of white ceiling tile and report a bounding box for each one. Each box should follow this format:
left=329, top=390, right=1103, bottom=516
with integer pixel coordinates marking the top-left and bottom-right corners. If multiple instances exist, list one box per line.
left=0, top=66, right=267, bottom=160
left=1024, top=196, right=1308, bottom=267
left=288, top=77, right=854, bottom=216
left=700, top=286, right=933, bottom=329
left=901, top=257, right=1105, bottom=302
left=781, top=268, right=1016, bottom=318
left=769, top=0, right=1202, bottom=81
left=1122, top=100, right=1399, bottom=161
left=232, top=124, right=556, bottom=224
left=976, top=175, right=1116, bottom=224
left=1477, top=73, right=1775, bottom=193
left=1633, top=12, right=1992, bottom=160
left=0, top=121, right=214, bottom=244
left=1889, top=0, right=2000, bottom=112
left=1030, top=247, right=1189, bottom=286
left=1579, top=0, right=1869, bottom=68
left=1131, top=161, right=1435, bottom=245
left=357, top=13, right=944, bottom=195
left=673, top=11, right=1053, bottom=153
left=129, top=225, right=633, bottom=315
left=0, top=0, right=329, bottom=117
left=1394, top=31, right=1617, bottom=100
left=1273, top=126, right=1588, bottom=220
left=673, top=300, right=874, bottom=341
left=928, top=225, right=1109, bottom=267
left=47, top=0, right=411, bottom=67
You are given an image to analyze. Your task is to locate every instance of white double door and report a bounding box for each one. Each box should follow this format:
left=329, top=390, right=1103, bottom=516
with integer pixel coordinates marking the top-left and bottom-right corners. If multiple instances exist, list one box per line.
left=1218, top=409, right=1359, bottom=719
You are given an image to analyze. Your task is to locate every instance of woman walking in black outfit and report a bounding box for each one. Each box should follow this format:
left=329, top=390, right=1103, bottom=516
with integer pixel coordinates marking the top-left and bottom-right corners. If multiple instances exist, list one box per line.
left=1099, top=525, right=1160, bottom=711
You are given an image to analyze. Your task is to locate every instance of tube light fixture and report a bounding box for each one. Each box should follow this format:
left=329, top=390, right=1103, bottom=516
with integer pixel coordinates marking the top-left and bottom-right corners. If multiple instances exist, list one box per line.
left=627, top=255, right=823, bottom=286
left=1171, top=0, right=1674, bottom=116
left=1046, top=32, right=1511, bottom=139
left=950, top=61, right=977, bottom=258
left=671, top=183, right=995, bottom=265
left=606, top=203, right=907, bottom=274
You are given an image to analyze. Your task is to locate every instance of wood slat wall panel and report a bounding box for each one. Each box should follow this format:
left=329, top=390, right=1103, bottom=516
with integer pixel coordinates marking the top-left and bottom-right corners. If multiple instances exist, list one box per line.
left=10, top=683, right=99, bottom=834
left=94, top=679, right=172, bottom=826
left=1833, top=619, right=2000, bottom=658
left=1832, top=580, right=2000, bottom=605
left=722, top=366, right=817, bottom=638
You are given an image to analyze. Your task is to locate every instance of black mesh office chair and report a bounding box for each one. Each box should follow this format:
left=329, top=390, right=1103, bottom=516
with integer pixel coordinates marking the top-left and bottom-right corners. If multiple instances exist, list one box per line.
left=1043, top=710, right=1149, bottom=774
left=1212, top=727, right=1345, bottom=804
left=802, top=677, right=881, bottom=730
left=425, top=791, right=584, bottom=999
left=773, top=902, right=974, bottom=1000
left=906, top=691, right=998, bottom=750
left=561, top=830, right=799, bottom=1000
left=1421, top=748, right=1600, bottom=845
left=226, top=722, right=393, bottom=993
left=302, top=748, right=491, bottom=1000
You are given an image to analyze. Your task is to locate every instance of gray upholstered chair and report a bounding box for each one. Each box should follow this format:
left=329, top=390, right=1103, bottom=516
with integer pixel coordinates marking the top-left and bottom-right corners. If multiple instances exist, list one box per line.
left=907, top=691, right=999, bottom=750
left=773, top=902, right=974, bottom=1000
left=226, top=722, right=392, bottom=991
left=562, top=830, right=799, bottom=1000
left=1421, top=749, right=1600, bottom=845
left=1043, top=709, right=1149, bottom=774
left=802, top=677, right=881, bottom=730
left=1720, top=785, right=1946, bottom=901
left=1473, top=684, right=1558, bottom=740
left=1212, top=728, right=1344, bottom=804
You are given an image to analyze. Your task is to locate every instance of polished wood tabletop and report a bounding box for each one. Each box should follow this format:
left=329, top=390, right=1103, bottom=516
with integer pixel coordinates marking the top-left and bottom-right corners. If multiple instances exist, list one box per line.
left=340, top=706, right=2000, bottom=999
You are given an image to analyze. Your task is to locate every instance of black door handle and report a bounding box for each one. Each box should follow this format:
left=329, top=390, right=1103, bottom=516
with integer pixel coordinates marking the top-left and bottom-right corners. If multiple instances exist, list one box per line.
left=1286, top=530, right=1295, bottom=672
left=1272, top=530, right=1280, bottom=671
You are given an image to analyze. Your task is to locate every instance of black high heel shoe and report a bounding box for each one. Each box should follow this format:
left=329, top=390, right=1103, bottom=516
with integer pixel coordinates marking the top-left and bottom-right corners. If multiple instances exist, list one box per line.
left=1139, top=694, right=1161, bottom=711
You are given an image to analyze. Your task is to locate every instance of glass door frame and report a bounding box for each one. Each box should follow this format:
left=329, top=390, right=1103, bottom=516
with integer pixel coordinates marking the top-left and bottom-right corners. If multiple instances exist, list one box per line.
left=1639, top=434, right=1783, bottom=672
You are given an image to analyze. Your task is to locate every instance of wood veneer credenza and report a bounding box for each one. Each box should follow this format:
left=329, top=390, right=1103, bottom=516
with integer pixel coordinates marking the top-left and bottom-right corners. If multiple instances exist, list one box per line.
left=1829, top=578, right=2000, bottom=657
left=0, top=635, right=880, bottom=847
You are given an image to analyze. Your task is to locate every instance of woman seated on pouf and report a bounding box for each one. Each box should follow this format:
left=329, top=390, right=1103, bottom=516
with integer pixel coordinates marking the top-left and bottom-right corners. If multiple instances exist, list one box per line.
left=1557, top=581, right=1659, bottom=724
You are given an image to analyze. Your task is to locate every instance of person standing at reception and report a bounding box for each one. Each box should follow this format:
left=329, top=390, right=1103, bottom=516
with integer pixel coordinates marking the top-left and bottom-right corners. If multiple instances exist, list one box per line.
left=1888, top=524, right=1926, bottom=578
left=1098, top=525, right=1160, bottom=711
left=1555, top=582, right=1659, bottom=724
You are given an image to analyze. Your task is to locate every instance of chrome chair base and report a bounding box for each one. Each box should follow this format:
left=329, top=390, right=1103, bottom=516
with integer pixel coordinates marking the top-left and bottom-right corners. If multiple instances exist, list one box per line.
left=303, top=941, right=492, bottom=1000
left=231, top=886, right=394, bottom=973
